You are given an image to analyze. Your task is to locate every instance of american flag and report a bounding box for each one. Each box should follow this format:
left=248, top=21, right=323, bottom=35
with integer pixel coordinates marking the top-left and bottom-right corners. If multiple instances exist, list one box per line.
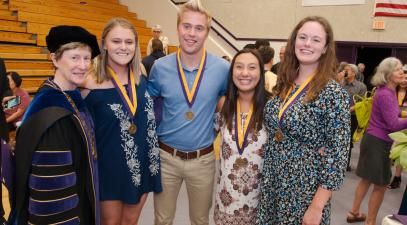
left=374, top=0, right=407, bottom=17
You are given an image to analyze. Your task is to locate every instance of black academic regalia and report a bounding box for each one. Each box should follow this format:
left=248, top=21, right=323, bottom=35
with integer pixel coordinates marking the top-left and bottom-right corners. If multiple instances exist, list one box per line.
left=12, top=81, right=99, bottom=225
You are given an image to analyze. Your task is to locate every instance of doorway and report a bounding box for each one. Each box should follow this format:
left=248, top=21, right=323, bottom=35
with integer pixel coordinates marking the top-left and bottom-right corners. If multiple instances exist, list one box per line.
left=356, top=47, right=392, bottom=90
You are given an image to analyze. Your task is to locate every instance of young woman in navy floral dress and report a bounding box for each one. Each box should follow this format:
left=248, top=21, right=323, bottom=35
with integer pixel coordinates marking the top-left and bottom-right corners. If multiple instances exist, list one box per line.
left=257, top=16, right=350, bottom=225
left=84, top=18, right=161, bottom=225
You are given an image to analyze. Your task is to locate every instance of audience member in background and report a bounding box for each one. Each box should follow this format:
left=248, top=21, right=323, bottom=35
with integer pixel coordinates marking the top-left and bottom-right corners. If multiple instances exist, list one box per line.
left=258, top=45, right=277, bottom=93
left=254, top=39, right=270, bottom=49
left=336, top=61, right=348, bottom=84
left=357, top=62, right=365, bottom=83
left=214, top=48, right=268, bottom=225
left=257, top=16, right=350, bottom=225
left=142, top=39, right=165, bottom=76
left=347, top=57, right=407, bottom=225
left=0, top=57, right=9, bottom=225
left=343, top=64, right=367, bottom=171
left=13, top=25, right=100, bottom=225
left=243, top=43, right=256, bottom=50
left=221, top=55, right=231, bottom=62
left=271, top=45, right=286, bottom=74
left=3, top=72, right=31, bottom=130
left=147, top=24, right=169, bottom=55
left=388, top=65, right=407, bottom=190
left=148, top=1, right=229, bottom=224
left=84, top=17, right=161, bottom=225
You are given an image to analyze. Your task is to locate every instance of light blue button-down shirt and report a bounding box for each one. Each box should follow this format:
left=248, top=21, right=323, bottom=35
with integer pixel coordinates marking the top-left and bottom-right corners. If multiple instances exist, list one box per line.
left=148, top=52, right=229, bottom=151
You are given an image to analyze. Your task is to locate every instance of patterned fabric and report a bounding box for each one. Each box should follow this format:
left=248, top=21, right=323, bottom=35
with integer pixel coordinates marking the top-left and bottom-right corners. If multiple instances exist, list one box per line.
left=214, top=113, right=266, bottom=225
left=85, top=77, right=161, bottom=204
left=257, top=80, right=350, bottom=225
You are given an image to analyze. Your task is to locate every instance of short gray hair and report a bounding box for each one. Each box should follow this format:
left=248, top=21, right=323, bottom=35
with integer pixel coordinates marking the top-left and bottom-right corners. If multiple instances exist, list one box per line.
left=348, top=64, right=358, bottom=74
left=371, top=57, right=401, bottom=87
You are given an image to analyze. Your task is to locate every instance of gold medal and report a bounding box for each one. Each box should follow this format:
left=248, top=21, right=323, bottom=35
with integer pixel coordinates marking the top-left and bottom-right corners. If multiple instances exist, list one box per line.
left=274, top=129, right=284, bottom=142
left=128, top=123, right=137, bottom=134
left=185, top=111, right=194, bottom=121
left=177, top=49, right=206, bottom=121
left=235, top=157, right=248, bottom=168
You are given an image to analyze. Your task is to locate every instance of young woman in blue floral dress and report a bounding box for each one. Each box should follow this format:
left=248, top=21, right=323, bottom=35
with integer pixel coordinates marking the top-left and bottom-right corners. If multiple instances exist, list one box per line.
left=83, top=18, right=161, bottom=225
left=257, top=16, right=350, bottom=225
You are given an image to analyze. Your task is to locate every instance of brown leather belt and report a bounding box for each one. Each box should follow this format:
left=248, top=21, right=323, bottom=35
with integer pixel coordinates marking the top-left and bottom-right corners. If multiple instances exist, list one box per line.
left=159, top=141, right=213, bottom=160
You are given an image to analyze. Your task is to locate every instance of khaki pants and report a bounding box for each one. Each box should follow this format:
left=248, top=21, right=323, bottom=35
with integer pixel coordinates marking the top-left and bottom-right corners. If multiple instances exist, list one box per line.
left=154, top=149, right=216, bottom=225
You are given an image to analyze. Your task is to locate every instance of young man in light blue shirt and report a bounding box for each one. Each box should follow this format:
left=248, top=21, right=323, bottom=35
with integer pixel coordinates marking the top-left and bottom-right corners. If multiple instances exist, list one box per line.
left=148, top=0, right=229, bottom=224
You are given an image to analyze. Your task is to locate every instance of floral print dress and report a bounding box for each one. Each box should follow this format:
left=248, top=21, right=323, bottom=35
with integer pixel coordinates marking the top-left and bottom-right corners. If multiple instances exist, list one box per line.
left=85, top=76, right=162, bottom=204
left=214, top=112, right=267, bottom=225
left=257, top=80, right=350, bottom=225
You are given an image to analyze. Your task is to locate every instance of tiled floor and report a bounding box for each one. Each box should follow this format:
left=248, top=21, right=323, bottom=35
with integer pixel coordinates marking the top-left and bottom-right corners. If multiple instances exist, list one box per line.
left=2, top=141, right=405, bottom=224
left=139, top=141, right=406, bottom=225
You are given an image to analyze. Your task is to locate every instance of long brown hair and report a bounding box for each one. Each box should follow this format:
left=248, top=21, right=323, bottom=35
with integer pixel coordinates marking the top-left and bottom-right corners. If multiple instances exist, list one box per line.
left=273, top=16, right=337, bottom=102
left=221, top=49, right=269, bottom=133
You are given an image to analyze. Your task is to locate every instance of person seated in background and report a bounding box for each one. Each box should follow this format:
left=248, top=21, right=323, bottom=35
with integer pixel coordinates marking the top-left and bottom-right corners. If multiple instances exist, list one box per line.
left=258, top=45, right=277, bottom=93
left=142, top=39, right=166, bottom=76
left=147, top=24, right=169, bottom=55
left=3, top=71, right=30, bottom=130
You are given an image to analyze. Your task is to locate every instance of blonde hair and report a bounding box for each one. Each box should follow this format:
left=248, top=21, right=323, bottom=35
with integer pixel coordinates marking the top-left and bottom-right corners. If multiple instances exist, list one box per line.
left=95, top=17, right=141, bottom=84
left=177, top=0, right=212, bottom=31
left=371, top=57, right=401, bottom=87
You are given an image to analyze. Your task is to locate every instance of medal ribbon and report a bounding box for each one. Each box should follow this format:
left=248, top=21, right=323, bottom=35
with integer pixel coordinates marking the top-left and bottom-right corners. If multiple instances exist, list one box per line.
left=108, top=67, right=137, bottom=116
left=278, top=73, right=315, bottom=123
left=176, top=48, right=207, bottom=108
left=235, top=100, right=254, bottom=155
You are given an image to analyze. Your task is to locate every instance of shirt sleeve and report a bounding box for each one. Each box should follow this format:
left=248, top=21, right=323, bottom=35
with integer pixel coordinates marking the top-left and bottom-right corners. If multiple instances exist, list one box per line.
left=147, top=63, right=161, bottom=97
left=319, top=86, right=350, bottom=191
left=27, top=116, right=85, bottom=224
left=359, top=83, right=367, bottom=96
left=378, top=93, right=407, bottom=132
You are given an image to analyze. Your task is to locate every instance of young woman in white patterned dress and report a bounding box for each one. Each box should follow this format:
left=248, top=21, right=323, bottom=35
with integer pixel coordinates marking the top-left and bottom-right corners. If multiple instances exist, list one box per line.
left=214, top=48, right=269, bottom=225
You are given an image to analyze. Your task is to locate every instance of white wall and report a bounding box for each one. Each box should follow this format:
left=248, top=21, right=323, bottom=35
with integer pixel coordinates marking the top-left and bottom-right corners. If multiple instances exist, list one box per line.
left=204, top=0, right=407, bottom=43
left=121, top=0, right=407, bottom=63
left=120, top=0, right=236, bottom=57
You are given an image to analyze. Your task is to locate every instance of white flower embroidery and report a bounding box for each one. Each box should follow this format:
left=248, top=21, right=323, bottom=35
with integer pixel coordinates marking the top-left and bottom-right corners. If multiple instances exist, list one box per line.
left=108, top=103, right=141, bottom=187
left=144, top=91, right=160, bottom=176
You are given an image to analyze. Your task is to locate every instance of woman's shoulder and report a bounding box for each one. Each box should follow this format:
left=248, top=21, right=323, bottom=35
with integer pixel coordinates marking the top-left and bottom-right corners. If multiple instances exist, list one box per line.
left=322, top=80, right=348, bottom=95
left=375, top=86, right=394, bottom=96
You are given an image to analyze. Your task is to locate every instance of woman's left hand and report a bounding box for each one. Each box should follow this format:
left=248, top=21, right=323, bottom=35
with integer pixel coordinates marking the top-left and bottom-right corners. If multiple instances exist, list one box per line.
left=302, top=205, right=322, bottom=225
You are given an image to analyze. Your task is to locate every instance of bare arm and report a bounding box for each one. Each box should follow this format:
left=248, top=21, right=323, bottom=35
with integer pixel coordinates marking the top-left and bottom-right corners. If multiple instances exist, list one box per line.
left=302, top=187, right=332, bottom=225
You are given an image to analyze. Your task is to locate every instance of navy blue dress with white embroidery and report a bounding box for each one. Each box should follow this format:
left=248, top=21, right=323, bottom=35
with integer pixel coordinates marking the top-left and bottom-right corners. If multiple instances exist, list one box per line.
left=85, top=76, right=162, bottom=204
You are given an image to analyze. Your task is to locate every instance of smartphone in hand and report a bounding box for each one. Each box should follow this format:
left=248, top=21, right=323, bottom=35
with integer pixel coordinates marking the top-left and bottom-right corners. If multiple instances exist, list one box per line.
left=4, top=96, right=21, bottom=109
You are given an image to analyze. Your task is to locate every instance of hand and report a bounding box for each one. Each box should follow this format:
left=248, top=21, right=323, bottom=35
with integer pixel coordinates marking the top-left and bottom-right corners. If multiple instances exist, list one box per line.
left=302, top=204, right=323, bottom=225
left=2, top=95, right=16, bottom=103
left=337, top=71, right=345, bottom=81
